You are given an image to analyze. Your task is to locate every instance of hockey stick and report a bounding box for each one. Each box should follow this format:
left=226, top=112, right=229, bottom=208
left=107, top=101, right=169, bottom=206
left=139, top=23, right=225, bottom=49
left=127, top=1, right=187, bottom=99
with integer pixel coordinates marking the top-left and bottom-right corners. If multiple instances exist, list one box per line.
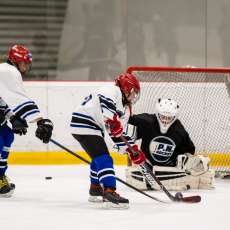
left=50, top=138, right=167, bottom=203
left=120, top=136, right=201, bottom=203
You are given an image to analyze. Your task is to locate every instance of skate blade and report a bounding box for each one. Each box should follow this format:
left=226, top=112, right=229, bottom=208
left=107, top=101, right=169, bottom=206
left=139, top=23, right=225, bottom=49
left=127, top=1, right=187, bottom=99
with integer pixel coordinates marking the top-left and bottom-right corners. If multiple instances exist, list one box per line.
left=101, top=201, right=129, bottom=210
left=88, top=195, right=103, bottom=203
left=0, top=189, right=14, bottom=198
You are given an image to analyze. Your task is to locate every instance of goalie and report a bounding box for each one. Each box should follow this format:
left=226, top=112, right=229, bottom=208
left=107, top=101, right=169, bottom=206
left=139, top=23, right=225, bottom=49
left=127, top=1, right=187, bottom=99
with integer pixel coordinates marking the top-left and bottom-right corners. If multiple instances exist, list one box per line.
left=126, top=98, right=215, bottom=191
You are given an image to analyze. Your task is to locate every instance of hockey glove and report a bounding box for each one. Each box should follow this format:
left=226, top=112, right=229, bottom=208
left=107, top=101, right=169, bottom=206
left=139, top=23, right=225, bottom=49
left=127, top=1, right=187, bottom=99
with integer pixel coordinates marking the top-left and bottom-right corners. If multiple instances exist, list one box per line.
left=35, top=119, right=53, bottom=143
left=10, top=115, right=28, bottom=135
left=127, top=144, right=146, bottom=165
left=106, top=114, right=123, bottom=137
left=177, top=153, right=210, bottom=176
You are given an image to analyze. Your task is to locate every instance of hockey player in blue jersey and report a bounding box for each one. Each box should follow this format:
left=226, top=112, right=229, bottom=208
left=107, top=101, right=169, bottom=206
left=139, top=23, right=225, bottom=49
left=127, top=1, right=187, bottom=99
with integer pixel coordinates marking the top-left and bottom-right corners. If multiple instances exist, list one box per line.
left=70, top=73, right=146, bottom=209
left=0, top=45, right=54, bottom=197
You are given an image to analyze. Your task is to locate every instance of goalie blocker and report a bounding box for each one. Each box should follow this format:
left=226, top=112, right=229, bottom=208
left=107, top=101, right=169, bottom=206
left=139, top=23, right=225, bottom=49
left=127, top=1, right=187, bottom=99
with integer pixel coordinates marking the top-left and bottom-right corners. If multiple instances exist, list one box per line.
left=126, top=153, right=215, bottom=191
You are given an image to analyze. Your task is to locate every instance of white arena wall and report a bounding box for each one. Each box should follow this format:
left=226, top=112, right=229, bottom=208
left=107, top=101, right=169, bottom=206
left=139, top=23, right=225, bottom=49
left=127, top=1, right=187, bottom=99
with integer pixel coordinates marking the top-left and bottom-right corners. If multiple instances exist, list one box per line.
left=8, top=81, right=230, bottom=168
left=9, top=81, right=123, bottom=165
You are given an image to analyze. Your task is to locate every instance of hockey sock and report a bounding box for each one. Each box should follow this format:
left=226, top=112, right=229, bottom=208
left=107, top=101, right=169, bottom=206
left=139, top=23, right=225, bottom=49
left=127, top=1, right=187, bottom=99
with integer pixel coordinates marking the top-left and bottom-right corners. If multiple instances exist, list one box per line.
left=0, top=147, right=9, bottom=176
left=93, top=154, right=116, bottom=188
left=90, top=159, right=100, bottom=185
left=0, top=126, right=14, bottom=176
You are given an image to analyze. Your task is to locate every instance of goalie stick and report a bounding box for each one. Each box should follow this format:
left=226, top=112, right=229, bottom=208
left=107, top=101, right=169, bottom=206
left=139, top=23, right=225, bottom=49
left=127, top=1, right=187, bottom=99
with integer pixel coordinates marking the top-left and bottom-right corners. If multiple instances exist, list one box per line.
left=50, top=138, right=167, bottom=203
left=120, top=135, right=201, bottom=203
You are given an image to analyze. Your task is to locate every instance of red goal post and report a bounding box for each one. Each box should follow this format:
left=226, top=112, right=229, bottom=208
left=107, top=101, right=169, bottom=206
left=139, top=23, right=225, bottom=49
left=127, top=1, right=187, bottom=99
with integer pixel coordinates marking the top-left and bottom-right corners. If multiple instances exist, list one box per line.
left=126, top=66, right=230, bottom=174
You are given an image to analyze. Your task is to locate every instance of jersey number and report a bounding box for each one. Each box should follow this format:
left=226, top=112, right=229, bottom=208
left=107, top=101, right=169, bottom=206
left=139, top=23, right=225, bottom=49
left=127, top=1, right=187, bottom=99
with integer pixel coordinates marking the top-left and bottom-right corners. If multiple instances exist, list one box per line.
left=81, top=94, right=92, bottom=106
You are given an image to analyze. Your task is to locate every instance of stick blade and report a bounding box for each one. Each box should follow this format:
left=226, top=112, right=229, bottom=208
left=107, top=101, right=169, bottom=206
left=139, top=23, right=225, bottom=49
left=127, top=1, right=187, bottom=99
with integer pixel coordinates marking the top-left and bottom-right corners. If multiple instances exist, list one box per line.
left=181, top=195, right=201, bottom=203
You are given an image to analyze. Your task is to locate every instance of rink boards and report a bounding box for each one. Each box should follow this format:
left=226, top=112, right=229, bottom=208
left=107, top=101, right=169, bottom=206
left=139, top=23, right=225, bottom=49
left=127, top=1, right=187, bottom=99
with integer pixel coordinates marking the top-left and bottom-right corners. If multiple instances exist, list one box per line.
left=7, top=81, right=230, bottom=171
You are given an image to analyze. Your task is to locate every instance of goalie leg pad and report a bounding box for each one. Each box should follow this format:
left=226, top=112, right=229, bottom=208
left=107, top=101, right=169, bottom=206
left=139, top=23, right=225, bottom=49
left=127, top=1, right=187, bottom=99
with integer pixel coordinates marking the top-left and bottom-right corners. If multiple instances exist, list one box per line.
left=126, top=166, right=148, bottom=190
left=153, top=166, right=215, bottom=190
left=196, top=169, right=215, bottom=189
left=153, top=166, right=190, bottom=191
left=126, top=165, right=215, bottom=191
left=126, top=165, right=190, bottom=191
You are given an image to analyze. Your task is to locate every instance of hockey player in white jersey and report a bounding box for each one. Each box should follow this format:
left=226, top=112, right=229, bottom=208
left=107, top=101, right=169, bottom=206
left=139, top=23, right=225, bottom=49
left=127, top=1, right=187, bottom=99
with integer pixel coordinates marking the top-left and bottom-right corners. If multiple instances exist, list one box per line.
left=70, top=73, right=146, bottom=209
left=0, top=45, right=54, bottom=197
left=0, top=97, right=28, bottom=197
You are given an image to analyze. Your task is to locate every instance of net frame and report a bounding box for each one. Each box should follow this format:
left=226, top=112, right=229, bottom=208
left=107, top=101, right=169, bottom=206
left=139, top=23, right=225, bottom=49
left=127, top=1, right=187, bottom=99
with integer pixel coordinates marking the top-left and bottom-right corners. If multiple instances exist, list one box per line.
left=126, top=66, right=230, bottom=174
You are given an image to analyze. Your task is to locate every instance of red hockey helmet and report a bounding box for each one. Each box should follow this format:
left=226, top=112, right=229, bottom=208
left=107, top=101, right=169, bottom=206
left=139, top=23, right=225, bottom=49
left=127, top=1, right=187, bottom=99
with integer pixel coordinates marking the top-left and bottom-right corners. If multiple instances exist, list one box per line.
left=8, top=45, right=32, bottom=64
left=115, top=73, right=140, bottom=104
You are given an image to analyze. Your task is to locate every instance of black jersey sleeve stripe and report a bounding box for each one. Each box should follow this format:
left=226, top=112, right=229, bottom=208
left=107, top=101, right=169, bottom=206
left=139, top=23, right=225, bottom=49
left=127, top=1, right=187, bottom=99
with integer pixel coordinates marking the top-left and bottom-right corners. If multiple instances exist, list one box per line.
left=98, top=95, right=116, bottom=112
left=14, top=104, right=39, bottom=118
left=71, top=116, right=103, bottom=131
left=13, top=101, right=36, bottom=113
left=72, top=112, right=96, bottom=122
left=97, top=94, right=115, bottom=103
left=98, top=95, right=116, bottom=109
left=4, top=108, right=11, bottom=116
left=101, top=104, right=116, bottom=115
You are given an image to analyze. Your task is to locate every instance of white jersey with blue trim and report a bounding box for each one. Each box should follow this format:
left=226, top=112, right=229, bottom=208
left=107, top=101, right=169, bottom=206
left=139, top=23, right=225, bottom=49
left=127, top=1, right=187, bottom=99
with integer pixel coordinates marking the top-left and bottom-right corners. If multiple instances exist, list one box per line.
left=0, top=97, right=14, bottom=126
left=0, top=62, right=42, bottom=122
left=71, top=85, right=127, bottom=135
left=70, top=85, right=133, bottom=150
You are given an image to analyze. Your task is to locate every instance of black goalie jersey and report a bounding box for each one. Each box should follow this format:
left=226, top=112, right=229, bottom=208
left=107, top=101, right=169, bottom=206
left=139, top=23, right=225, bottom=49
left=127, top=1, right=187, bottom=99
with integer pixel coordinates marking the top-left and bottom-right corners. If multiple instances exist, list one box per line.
left=129, top=113, right=195, bottom=167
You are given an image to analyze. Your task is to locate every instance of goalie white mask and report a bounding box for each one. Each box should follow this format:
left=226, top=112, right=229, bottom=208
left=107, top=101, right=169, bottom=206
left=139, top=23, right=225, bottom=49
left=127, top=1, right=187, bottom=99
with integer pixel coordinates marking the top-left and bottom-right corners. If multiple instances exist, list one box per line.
left=156, top=98, right=179, bottom=134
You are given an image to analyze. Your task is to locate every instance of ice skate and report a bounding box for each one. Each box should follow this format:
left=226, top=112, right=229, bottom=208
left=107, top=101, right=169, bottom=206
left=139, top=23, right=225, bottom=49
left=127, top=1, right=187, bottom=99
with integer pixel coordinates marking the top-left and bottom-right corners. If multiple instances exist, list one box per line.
left=102, top=188, right=129, bottom=209
left=0, top=175, right=15, bottom=198
left=88, top=184, right=103, bottom=203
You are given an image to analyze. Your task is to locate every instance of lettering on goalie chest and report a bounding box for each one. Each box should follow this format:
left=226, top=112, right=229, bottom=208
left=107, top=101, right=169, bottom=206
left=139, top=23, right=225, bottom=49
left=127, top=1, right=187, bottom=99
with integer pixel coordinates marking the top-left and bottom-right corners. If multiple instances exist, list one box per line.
left=149, top=136, right=176, bottom=163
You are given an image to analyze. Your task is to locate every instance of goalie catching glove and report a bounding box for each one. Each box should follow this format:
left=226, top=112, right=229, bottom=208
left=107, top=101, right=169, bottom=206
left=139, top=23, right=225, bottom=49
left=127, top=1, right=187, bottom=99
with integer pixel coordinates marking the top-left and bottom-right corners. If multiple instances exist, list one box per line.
left=35, top=119, right=53, bottom=143
left=177, top=153, right=210, bottom=176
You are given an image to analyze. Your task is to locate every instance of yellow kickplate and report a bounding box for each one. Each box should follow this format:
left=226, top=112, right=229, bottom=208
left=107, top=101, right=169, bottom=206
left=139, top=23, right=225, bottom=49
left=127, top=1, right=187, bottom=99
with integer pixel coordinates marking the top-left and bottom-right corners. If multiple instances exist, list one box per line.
left=8, top=151, right=128, bottom=165
left=8, top=151, right=230, bottom=168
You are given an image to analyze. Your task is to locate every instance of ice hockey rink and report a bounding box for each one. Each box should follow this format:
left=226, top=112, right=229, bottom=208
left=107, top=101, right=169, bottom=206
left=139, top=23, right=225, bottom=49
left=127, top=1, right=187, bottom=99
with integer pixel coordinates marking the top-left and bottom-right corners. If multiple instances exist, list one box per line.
left=1, top=165, right=230, bottom=230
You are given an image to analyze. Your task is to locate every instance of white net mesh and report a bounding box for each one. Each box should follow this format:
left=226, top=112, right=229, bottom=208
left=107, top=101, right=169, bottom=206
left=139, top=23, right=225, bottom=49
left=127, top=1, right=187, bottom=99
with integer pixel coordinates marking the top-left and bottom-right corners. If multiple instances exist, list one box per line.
left=127, top=66, right=230, bottom=173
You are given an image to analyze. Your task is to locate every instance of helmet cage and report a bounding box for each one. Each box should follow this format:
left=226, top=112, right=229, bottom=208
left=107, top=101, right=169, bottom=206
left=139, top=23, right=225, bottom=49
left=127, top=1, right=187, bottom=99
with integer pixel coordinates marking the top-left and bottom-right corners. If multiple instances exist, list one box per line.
left=159, top=114, right=175, bottom=125
left=155, top=98, right=179, bottom=134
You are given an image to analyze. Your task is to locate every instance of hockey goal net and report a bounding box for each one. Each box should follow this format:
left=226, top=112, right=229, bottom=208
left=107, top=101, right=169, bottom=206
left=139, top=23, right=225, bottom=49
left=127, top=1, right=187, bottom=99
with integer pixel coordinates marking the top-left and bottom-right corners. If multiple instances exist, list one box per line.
left=127, top=66, right=230, bottom=175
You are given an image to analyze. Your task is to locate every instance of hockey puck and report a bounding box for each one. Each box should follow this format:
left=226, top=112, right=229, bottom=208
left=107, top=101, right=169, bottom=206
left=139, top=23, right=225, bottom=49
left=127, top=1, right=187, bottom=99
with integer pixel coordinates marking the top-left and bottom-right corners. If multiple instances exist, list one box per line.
left=175, top=192, right=183, bottom=199
left=45, top=176, right=52, bottom=180
left=186, top=185, right=191, bottom=190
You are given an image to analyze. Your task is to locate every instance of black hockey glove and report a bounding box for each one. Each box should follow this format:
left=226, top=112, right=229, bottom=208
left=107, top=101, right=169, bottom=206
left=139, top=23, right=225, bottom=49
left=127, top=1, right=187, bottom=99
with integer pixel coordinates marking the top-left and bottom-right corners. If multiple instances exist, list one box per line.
left=10, top=115, right=28, bottom=135
left=35, top=119, right=53, bottom=143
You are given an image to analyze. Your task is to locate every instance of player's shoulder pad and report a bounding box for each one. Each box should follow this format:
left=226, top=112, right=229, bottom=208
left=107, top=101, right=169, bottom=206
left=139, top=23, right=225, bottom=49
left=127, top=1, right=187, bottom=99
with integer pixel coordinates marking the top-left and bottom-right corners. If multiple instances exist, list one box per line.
left=5, top=62, right=21, bottom=79
left=97, top=85, right=120, bottom=101
left=131, top=113, right=155, bottom=125
left=173, top=119, right=187, bottom=133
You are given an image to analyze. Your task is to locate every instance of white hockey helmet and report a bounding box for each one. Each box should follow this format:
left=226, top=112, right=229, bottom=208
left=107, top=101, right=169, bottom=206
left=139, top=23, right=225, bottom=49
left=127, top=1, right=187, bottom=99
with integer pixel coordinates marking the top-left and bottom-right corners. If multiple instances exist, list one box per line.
left=155, top=98, right=179, bottom=134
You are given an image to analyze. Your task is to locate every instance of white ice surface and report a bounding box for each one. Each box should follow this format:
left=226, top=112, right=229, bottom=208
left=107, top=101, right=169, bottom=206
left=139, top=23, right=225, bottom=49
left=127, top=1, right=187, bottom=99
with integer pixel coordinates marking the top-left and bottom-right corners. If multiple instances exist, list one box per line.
left=0, top=165, right=229, bottom=230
